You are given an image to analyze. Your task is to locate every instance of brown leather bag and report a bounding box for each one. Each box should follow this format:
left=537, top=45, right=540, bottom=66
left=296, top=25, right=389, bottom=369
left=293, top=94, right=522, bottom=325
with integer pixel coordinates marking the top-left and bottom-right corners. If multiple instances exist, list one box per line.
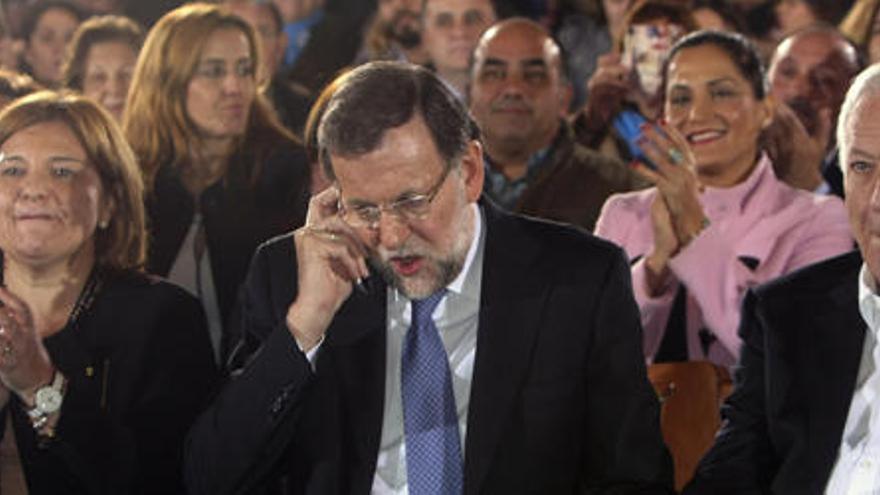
left=648, top=361, right=733, bottom=491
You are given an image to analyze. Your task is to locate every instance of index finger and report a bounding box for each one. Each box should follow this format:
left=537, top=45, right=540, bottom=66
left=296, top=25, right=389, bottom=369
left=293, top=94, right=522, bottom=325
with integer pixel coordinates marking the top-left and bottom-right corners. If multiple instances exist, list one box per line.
left=306, top=186, right=341, bottom=226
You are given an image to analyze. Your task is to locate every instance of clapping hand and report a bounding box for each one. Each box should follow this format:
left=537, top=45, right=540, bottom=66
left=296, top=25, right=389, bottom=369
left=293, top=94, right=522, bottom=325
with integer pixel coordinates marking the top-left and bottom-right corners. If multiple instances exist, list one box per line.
left=0, top=287, right=54, bottom=404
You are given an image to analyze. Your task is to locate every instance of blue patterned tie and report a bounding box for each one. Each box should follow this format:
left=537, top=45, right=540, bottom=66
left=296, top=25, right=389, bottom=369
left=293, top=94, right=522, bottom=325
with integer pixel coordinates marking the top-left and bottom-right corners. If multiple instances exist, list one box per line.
left=401, top=289, right=463, bottom=494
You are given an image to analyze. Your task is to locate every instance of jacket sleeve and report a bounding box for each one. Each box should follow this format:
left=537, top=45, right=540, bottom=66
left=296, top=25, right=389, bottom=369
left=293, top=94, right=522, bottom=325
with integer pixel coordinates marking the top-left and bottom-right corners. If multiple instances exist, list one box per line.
left=682, top=289, right=777, bottom=495
left=594, top=194, right=679, bottom=361
left=581, top=247, right=675, bottom=494
left=185, top=242, right=315, bottom=495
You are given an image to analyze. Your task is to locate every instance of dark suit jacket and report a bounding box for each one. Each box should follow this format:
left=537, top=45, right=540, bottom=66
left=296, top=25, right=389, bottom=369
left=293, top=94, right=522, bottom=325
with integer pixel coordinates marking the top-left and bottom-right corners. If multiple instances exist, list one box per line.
left=184, top=202, right=673, bottom=494
left=684, top=250, right=865, bottom=494
left=2, top=269, right=218, bottom=494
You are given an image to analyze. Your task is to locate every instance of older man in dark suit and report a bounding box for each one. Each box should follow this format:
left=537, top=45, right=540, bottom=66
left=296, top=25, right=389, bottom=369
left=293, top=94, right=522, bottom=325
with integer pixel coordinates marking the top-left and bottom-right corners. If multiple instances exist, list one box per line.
left=684, top=64, right=880, bottom=494
left=184, top=61, right=672, bottom=495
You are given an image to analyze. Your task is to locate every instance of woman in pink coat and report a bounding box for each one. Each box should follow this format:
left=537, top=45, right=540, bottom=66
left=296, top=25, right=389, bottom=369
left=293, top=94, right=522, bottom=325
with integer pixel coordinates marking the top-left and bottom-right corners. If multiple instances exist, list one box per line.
left=594, top=30, right=853, bottom=367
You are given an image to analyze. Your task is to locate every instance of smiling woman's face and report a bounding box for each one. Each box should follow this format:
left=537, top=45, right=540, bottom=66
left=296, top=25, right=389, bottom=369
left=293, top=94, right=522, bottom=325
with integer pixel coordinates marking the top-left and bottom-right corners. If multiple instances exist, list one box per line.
left=0, top=120, right=109, bottom=269
left=664, top=43, right=769, bottom=187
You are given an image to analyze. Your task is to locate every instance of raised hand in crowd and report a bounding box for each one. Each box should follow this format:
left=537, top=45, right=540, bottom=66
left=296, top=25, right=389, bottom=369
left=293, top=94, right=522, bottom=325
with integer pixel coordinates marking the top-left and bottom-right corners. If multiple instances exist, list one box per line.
left=762, top=100, right=827, bottom=191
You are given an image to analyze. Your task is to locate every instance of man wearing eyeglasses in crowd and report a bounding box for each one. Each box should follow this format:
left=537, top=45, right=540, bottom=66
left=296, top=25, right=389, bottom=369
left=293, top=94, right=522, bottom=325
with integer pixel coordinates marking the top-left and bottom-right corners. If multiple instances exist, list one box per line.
left=184, top=61, right=673, bottom=495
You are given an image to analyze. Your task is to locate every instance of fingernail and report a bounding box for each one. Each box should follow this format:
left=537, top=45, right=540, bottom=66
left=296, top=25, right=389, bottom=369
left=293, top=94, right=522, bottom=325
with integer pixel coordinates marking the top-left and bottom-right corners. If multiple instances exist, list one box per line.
left=628, top=160, right=640, bottom=169
left=639, top=122, right=649, bottom=130
left=355, top=278, right=367, bottom=294
left=659, top=118, right=667, bottom=126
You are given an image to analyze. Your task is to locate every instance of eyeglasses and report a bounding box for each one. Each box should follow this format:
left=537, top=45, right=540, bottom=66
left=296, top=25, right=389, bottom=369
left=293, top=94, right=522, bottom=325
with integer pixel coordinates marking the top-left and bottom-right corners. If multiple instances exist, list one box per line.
left=337, top=166, right=453, bottom=230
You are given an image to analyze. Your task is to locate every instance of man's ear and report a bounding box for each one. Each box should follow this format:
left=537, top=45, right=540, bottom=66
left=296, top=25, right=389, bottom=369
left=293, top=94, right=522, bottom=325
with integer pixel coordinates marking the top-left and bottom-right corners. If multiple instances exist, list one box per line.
left=460, top=139, right=484, bottom=203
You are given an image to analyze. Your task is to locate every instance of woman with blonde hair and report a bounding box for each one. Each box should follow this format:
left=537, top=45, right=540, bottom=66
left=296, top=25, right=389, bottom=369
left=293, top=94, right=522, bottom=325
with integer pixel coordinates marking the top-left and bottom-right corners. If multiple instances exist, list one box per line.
left=124, top=3, right=310, bottom=365
left=0, top=90, right=216, bottom=493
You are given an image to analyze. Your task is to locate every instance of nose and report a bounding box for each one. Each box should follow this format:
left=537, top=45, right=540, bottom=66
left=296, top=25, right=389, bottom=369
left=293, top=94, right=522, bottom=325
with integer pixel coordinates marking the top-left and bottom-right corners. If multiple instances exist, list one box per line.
left=376, top=211, right=412, bottom=252
left=111, top=72, right=128, bottom=98
left=449, top=18, right=467, bottom=40
left=221, top=71, right=245, bottom=95
left=18, top=171, right=50, bottom=201
left=499, top=72, right=527, bottom=98
left=688, top=92, right=713, bottom=123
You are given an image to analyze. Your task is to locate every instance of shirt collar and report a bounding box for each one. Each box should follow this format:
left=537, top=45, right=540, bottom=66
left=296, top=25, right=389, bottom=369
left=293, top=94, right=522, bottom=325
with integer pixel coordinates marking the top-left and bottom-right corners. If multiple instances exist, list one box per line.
left=858, top=263, right=880, bottom=337
left=446, top=203, right=483, bottom=299
left=700, top=153, right=770, bottom=217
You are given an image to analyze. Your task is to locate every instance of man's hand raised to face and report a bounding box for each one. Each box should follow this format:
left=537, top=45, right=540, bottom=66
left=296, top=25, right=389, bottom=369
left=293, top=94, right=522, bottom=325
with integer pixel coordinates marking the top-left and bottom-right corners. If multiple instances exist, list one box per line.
left=287, top=187, right=370, bottom=352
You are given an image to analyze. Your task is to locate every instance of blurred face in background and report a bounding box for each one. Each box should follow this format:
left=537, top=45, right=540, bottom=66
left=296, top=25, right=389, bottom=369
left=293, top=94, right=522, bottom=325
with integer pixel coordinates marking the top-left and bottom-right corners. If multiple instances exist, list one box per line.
left=185, top=27, right=256, bottom=143
left=24, top=6, right=80, bottom=86
left=768, top=31, right=859, bottom=139
left=774, top=0, right=817, bottom=36
left=72, top=0, right=122, bottom=15
left=378, top=0, right=422, bottom=48
left=82, top=40, right=138, bottom=122
left=469, top=21, right=570, bottom=157
left=226, top=1, right=287, bottom=82
left=422, top=0, right=496, bottom=73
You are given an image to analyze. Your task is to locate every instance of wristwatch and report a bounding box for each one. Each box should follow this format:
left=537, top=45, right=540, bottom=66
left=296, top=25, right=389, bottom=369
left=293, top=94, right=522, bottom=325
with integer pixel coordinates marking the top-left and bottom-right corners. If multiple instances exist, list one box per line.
left=26, top=370, right=65, bottom=430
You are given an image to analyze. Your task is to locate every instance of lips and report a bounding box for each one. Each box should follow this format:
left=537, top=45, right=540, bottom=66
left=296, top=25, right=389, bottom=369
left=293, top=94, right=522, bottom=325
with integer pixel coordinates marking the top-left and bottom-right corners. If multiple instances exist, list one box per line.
left=16, top=211, right=57, bottom=218
left=686, top=129, right=725, bottom=145
left=389, top=255, right=424, bottom=277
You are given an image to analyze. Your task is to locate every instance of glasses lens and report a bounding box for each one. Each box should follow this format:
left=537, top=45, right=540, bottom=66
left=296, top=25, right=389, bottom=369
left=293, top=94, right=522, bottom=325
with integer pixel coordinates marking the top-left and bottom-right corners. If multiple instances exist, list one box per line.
left=395, top=196, right=431, bottom=221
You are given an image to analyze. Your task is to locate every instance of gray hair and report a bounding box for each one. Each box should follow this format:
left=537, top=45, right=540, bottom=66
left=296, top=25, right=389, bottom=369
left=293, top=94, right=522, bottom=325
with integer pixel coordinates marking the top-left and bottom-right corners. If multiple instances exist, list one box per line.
left=838, top=64, right=880, bottom=178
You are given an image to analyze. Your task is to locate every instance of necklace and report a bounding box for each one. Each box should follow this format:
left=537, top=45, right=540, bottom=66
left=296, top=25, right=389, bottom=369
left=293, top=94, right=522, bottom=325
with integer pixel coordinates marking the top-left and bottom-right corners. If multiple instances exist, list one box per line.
left=67, top=268, right=103, bottom=327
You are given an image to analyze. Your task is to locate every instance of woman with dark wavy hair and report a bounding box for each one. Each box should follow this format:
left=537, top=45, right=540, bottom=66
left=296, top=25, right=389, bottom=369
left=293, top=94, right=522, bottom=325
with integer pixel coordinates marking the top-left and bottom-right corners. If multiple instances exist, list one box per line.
left=595, top=30, right=853, bottom=368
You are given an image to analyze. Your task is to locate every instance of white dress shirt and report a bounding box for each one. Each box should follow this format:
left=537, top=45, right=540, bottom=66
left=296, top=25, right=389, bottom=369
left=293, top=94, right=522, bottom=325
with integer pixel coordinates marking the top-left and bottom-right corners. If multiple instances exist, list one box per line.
left=825, top=264, right=880, bottom=495
left=372, top=203, right=484, bottom=494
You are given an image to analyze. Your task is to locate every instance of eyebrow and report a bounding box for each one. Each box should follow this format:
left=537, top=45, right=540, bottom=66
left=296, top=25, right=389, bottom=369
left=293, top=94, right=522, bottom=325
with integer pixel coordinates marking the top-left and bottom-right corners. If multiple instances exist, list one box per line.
left=669, top=76, right=739, bottom=90
left=1, top=154, right=85, bottom=163
left=707, top=77, right=739, bottom=86
left=521, top=58, right=548, bottom=69
left=482, top=58, right=507, bottom=68
left=849, top=147, right=879, bottom=162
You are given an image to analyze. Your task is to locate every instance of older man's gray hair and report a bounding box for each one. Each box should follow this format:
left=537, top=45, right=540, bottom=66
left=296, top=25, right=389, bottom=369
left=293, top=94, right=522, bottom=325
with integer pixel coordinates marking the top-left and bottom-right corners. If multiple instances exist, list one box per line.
left=838, top=64, right=880, bottom=178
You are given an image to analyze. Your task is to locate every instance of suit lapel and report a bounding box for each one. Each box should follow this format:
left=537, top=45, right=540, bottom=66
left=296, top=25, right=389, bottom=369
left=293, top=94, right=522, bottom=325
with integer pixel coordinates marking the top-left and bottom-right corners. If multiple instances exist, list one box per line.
left=323, top=279, right=388, bottom=493
left=802, top=271, right=865, bottom=487
left=464, top=204, right=549, bottom=495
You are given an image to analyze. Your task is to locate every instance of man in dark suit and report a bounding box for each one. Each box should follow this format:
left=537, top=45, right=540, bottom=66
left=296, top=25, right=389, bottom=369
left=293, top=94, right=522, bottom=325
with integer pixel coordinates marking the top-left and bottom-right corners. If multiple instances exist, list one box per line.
left=184, top=61, right=672, bottom=495
left=683, top=65, right=880, bottom=494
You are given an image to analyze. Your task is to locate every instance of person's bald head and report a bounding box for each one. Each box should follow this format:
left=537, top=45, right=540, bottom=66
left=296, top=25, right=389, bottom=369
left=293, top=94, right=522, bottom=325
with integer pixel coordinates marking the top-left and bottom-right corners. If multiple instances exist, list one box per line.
left=468, top=18, right=571, bottom=159
left=768, top=26, right=860, bottom=139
